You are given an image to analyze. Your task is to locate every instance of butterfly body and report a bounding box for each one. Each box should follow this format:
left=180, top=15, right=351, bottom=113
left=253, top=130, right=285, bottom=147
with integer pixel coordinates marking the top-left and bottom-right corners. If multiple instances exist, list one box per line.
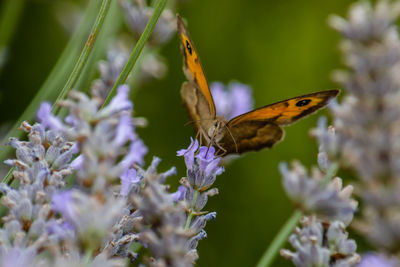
left=177, top=15, right=339, bottom=155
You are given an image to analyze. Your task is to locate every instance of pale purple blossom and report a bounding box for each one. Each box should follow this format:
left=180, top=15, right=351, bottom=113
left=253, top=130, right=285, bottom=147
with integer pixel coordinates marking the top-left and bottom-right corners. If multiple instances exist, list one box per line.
left=210, top=81, right=254, bottom=120
left=196, top=146, right=216, bottom=171
left=99, top=85, right=133, bottom=117
left=114, top=114, right=136, bottom=146
left=358, top=253, right=399, bottom=267
left=119, top=168, right=139, bottom=197
left=170, top=185, right=186, bottom=202
left=52, top=191, right=76, bottom=226
left=37, top=102, right=63, bottom=131
left=70, top=154, right=84, bottom=170
left=119, top=139, right=148, bottom=170
left=0, top=247, right=37, bottom=267
left=177, top=137, right=199, bottom=170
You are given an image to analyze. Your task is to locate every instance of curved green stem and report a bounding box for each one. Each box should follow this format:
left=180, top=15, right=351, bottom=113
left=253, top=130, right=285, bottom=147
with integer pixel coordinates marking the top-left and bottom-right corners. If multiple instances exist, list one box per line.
left=53, top=0, right=112, bottom=115
left=255, top=210, right=302, bottom=267
left=185, top=190, right=199, bottom=229
left=102, top=0, right=168, bottom=108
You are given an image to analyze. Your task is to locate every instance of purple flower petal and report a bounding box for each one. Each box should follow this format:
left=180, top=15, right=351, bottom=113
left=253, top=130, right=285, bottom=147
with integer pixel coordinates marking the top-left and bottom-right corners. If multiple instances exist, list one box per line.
left=210, top=82, right=230, bottom=118
left=65, top=114, right=78, bottom=126
left=210, top=81, right=254, bottom=120
left=106, top=85, right=133, bottom=113
left=37, top=102, right=63, bottom=131
left=205, top=157, right=223, bottom=176
left=115, top=114, right=136, bottom=146
left=120, top=139, right=148, bottom=170
left=358, top=253, right=399, bottom=267
left=230, top=82, right=253, bottom=118
left=170, top=185, right=186, bottom=202
left=177, top=138, right=199, bottom=170
left=120, top=168, right=139, bottom=197
left=196, top=146, right=215, bottom=171
left=70, top=155, right=84, bottom=171
left=52, top=190, right=76, bottom=225
left=1, top=247, right=36, bottom=267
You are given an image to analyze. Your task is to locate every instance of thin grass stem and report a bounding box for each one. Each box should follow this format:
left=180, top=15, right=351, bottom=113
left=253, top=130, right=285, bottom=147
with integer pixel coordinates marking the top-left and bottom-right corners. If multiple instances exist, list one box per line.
left=102, top=0, right=168, bottom=108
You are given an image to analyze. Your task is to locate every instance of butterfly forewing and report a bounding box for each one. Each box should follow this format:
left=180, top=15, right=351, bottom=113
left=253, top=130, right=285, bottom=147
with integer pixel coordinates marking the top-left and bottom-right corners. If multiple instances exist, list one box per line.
left=181, top=81, right=215, bottom=137
left=177, top=15, right=216, bottom=117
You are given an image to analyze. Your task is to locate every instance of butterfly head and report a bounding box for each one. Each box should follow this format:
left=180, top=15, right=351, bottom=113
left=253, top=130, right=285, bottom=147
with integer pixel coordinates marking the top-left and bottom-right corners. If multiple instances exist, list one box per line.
left=207, top=116, right=228, bottom=143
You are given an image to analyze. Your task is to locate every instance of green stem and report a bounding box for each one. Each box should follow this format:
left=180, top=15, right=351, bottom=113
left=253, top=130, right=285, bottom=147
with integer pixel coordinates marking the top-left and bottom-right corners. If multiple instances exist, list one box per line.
left=185, top=190, right=199, bottom=229
left=255, top=210, right=302, bottom=267
left=53, top=0, right=112, bottom=115
left=0, top=0, right=102, bottom=170
left=255, top=163, right=339, bottom=267
left=102, top=0, right=168, bottom=108
left=0, top=0, right=26, bottom=70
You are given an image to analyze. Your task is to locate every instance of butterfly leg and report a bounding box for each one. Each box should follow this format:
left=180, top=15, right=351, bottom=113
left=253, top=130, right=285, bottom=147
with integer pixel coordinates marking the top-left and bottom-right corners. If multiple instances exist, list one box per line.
left=215, top=142, right=227, bottom=157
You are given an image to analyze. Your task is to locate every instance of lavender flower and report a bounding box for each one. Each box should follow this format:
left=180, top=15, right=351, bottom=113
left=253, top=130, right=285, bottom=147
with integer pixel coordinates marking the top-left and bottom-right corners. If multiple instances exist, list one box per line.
left=280, top=161, right=357, bottom=225
left=281, top=216, right=360, bottom=267
left=210, top=81, right=254, bottom=120
left=317, top=0, right=400, bottom=253
left=91, top=44, right=129, bottom=102
left=357, top=253, right=399, bottom=267
left=121, top=0, right=175, bottom=46
left=110, top=139, right=223, bottom=266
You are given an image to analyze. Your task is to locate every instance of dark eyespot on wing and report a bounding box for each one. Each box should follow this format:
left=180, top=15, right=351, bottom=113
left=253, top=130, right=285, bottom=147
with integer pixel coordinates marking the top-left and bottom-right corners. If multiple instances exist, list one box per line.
left=296, top=99, right=311, bottom=107
left=186, top=40, right=192, bottom=55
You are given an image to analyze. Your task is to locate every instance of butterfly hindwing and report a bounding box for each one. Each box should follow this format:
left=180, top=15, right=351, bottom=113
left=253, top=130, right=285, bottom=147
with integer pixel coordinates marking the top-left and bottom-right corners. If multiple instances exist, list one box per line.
left=220, top=121, right=284, bottom=154
left=177, top=15, right=216, bottom=117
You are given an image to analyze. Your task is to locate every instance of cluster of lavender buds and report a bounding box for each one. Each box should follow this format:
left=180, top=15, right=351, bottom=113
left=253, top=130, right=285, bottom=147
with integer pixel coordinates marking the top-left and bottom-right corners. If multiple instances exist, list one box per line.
left=0, top=84, right=222, bottom=266
left=279, top=156, right=359, bottom=266
left=314, top=0, right=400, bottom=258
left=121, top=0, right=175, bottom=46
left=282, top=0, right=400, bottom=265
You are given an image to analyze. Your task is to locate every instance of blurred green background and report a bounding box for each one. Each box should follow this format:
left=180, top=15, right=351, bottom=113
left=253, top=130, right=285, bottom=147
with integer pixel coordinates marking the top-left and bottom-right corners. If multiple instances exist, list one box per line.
left=0, top=0, right=352, bottom=266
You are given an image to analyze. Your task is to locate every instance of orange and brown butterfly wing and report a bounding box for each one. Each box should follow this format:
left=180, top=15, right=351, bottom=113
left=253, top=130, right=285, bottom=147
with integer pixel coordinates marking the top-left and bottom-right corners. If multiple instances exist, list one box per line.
left=220, top=90, right=339, bottom=154
left=219, top=121, right=284, bottom=154
left=177, top=15, right=216, bottom=118
left=181, top=81, right=215, bottom=138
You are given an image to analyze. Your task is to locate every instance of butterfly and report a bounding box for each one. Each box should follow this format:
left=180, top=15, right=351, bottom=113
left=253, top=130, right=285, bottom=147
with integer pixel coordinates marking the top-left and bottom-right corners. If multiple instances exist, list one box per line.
left=177, top=15, right=339, bottom=155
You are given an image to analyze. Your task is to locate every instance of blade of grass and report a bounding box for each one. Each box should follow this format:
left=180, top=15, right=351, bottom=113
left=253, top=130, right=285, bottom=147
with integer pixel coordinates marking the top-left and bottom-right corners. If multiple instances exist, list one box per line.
left=53, top=0, right=113, bottom=115
left=0, top=0, right=101, bottom=167
left=255, top=211, right=302, bottom=267
left=102, top=0, right=168, bottom=108
left=74, top=0, right=122, bottom=94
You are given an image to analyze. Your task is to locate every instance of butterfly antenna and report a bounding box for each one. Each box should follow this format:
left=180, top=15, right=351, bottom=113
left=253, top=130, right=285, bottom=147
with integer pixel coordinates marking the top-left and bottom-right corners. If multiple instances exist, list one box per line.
left=224, top=124, right=238, bottom=153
